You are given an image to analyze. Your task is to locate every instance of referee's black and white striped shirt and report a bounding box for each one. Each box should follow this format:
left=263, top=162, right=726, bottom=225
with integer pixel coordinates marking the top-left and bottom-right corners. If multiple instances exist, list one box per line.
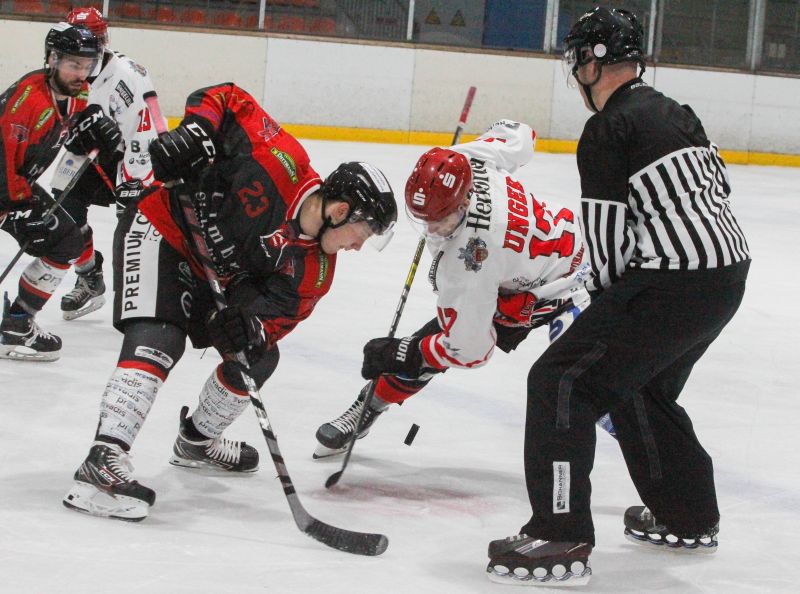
left=576, top=78, right=750, bottom=292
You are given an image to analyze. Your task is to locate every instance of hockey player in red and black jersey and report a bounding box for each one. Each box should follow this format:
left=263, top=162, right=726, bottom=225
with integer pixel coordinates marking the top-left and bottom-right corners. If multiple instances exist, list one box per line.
left=0, top=23, right=121, bottom=362
left=63, top=83, right=398, bottom=522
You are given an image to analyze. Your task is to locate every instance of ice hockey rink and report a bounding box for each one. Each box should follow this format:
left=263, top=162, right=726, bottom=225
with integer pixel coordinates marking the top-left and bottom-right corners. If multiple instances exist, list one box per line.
left=0, top=140, right=797, bottom=593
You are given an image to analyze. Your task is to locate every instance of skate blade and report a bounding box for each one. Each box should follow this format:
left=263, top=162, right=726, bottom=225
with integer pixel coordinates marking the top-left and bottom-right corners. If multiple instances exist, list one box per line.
left=624, top=530, right=718, bottom=553
left=62, top=295, right=106, bottom=321
left=486, top=562, right=592, bottom=587
left=169, top=455, right=259, bottom=474
left=0, top=344, right=60, bottom=362
left=312, top=443, right=348, bottom=460
left=62, top=481, right=149, bottom=522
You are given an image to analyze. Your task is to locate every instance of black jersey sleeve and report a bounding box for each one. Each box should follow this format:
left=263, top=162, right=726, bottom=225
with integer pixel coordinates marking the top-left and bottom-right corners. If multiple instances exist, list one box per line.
left=576, top=114, right=636, bottom=291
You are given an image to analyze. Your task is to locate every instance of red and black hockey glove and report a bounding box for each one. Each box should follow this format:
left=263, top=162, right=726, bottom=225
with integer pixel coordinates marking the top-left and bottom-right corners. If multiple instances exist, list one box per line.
left=207, top=306, right=267, bottom=361
left=361, top=335, right=431, bottom=380
left=150, top=119, right=215, bottom=183
left=65, top=105, right=122, bottom=156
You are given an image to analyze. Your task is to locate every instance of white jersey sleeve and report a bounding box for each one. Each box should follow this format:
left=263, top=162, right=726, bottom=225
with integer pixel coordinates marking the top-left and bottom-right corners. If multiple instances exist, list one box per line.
left=419, top=238, right=503, bottom=370
left=89, top=51, right=166, bottom=186
left=452, top=119, right=536, bottom=174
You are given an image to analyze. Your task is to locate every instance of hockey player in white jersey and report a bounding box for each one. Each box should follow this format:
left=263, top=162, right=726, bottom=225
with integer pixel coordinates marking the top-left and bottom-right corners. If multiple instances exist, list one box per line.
left=59, top=7, right=166, bottom=320
left=315, top=120, right=597, bottom=457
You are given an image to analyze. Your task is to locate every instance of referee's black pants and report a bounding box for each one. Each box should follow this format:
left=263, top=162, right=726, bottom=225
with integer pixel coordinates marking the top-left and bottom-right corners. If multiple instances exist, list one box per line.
left=520, top=260, right=750, bottom=545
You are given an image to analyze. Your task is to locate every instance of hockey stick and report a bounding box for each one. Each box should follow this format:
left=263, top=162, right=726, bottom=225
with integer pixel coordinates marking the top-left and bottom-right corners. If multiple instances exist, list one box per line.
left=0, top=148, right=100, bottom=287
left=175, top=185, right=388, bottom=556
left=325, top=86, right=477, bottom=489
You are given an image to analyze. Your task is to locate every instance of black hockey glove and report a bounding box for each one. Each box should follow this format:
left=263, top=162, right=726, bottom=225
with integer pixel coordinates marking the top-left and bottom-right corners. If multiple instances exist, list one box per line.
left=65, top=105, right=122, bottom=156
left=5, top=196, right=54, bottom=257
left=207, top=306, right=267, bottom=360
left=361, top=335, right=431, bottom=380
left=114, top=180, right=146, bottom=217
left=150, top=120, right=215, bottom=183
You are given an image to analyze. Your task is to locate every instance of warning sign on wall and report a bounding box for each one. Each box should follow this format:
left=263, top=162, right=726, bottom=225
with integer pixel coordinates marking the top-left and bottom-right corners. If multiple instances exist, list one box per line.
left=416, top=1, right=484, bottom=46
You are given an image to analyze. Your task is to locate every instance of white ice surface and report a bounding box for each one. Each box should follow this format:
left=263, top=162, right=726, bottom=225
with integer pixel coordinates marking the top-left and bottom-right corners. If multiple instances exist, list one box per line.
left=1, top=141, right=798, bottom=593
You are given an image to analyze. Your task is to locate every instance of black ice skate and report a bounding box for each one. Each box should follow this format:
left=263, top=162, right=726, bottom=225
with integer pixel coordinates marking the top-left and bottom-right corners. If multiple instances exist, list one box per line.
left=61, top=251, right=106, bottom=320
left=63, top=442, right=156, bottom=522
left=313, top=382, right=388, bottom=459
left=486, top=534, right=592, bottom=587
left=0, top=293, right=61, bottom=362
left=624, top=506, right=718, bottom=553
left=169, top=406, right=259, bottom=472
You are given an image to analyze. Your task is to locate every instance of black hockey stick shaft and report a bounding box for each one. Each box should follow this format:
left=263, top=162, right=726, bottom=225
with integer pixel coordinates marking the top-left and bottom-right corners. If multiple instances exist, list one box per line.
left=176, top=185, right=388, bottom=556
left=0, top=148, right=100, bottom=287
left=325, top=86, right=477, bottom=489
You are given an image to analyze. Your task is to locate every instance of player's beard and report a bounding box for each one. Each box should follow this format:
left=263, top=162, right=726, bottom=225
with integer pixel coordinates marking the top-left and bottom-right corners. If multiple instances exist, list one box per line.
left=49, top=69, right=83, bottom=98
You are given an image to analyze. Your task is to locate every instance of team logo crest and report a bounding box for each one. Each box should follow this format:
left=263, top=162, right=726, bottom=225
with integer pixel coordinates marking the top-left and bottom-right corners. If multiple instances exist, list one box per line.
left=458, top=237, right=488, bottom=272
left=260, top=227, right=290, bottom=263
left=258, top=116, right=280, bottom=142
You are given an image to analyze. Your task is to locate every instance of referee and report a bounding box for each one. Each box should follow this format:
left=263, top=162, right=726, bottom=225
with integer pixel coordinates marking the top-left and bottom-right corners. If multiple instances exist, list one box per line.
left=486, top=7, right=750, bottom=586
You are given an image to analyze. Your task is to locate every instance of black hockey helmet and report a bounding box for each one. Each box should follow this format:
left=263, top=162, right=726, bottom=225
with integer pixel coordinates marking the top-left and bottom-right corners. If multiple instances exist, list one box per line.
left=563, top=7, right=645, bottom=74
left=321, top=162, right=398, bottom=242
left=44, top=22, right=102, bottom=66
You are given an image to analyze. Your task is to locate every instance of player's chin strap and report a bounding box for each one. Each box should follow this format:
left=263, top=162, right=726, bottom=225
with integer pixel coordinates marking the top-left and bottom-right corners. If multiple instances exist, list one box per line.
left=577, top=66, right=603, bottom=113
left=315, top=194, right=345, bottom=240
left=577, top=59, right=646, bottom=113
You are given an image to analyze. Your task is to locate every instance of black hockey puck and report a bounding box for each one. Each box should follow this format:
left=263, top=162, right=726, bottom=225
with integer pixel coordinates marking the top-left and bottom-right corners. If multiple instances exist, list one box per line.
left=404, top=423, right=420, bottom=446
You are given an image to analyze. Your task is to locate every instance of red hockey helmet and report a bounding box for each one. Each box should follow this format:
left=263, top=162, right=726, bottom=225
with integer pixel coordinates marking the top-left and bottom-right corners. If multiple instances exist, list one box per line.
left=405, top=148, right=472, bottom=220
left=67, top=7, right=108, bottom=47
left=405, top=147, right=472, bottom=240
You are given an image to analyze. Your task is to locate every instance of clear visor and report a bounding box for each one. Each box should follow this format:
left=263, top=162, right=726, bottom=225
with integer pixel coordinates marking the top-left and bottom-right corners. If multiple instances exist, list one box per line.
left=347, top=215, right=396, bottom=252
left=405, top=202, right=468, bottom=244
left=562, top=45, right=594, bottom=88
left=52, top=53, right=100, bottom=76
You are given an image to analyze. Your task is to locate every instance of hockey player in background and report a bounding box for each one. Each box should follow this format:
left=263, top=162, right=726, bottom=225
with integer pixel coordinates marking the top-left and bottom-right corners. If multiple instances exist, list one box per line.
left=0, top=23, right=121, bottom=361
left=59, top=6, right=167, bottom=320
left=63, top=83, right=398, bottom=522
left=486, top=8, right=750, bottom=586
left=315, top=120, right=593, bottom=457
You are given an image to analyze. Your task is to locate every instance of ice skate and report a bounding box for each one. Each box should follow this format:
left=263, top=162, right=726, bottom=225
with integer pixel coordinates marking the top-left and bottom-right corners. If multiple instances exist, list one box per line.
left=624, top=506, right=718, bottom=553
left=61, top=251, right=106, bottom=320
left=63, top=442, right=155, bottom=522
left=486, top=533, right=592, bottom=587
left=169, top=406, right=259, bottom=472
left=0, top=293, right=61, bottom=362
left=313, top=383, right=388, bottom=459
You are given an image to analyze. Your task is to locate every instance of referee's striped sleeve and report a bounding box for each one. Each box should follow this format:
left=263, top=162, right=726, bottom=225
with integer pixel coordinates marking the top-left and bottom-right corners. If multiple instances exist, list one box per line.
left=580, top=198, right=635, bottom=291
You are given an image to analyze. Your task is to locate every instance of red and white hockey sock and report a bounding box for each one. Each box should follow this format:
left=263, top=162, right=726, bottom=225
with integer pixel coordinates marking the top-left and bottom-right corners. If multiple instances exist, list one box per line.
left=96, top=363, right=164, bottom=449
left=189, top=362, right=250, bottom=439
left=16, top=257, right=70, bottom=313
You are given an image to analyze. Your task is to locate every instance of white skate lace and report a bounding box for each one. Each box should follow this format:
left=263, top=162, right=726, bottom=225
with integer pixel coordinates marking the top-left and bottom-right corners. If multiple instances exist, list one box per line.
left=205, top=437, right=242, bottom=464
left=328, top=397, right=365, bottom=435
left=25, top=318, right=58, bottom=346
left=105, top=446, right=136, bottom=482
